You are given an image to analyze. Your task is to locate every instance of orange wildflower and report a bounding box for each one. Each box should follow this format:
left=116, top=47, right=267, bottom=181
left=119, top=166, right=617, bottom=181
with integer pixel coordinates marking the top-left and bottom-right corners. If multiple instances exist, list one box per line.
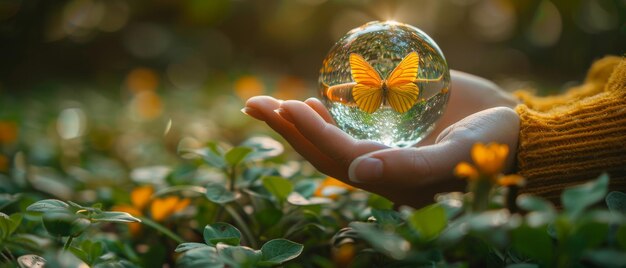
left=333, top=242, right=355, bottom=266
left=112, top=186, right=190, bottom=236
left=150, top=196, right=190, bottom=222
left=454, top=162, right=478, bottom=181
left=455, top=142, right=524, bottom=187
left=471, top=143, right=509, bottom=176
left=315, top=177, right=356, bottom=199
left=131, top=185, right=154, bottom=210
left=132, top=91, right=163, bottom=120
left=234, top=75, right=265, bottom=101
left=0, top=121, right=18, bottom=144
left=497, top=175, right=526, bottom=187
left=126, top=68, right=159, bottom=93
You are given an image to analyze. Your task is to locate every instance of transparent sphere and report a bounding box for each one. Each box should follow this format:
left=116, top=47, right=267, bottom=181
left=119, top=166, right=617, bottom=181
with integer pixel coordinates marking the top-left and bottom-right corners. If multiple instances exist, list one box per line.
left=319, top=21, right=450, bottom=147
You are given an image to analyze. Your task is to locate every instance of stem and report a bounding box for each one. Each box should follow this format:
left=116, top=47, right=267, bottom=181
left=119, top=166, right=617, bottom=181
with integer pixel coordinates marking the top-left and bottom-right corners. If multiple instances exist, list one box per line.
left=63, top=236, right=74, bottom=251
left=225, top=205, right=257, bottom=249
left=228, top=166, right=236, bottom=192
left=140, top=217, right=185, bottom=244
left=4, top=248, right=14, bottom=261
left=506, top=186, right=519, bottom=213
left=1, top=250, right=11, bottom=263
left=471, top=179, right=492, bottom=213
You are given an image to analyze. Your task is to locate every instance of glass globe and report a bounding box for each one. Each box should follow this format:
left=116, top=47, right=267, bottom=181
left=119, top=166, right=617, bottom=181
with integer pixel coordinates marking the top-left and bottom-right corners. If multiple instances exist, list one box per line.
left=319, top=21, right=450, bottom=147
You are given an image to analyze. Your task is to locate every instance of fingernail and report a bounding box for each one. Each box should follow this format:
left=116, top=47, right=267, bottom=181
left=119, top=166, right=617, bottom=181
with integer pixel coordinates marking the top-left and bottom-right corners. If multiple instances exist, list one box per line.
left=274, top=108, right=295, bottom=123
left=349, top=157, right=383, bottom=183
left=241, top=107, right=264, bottom=120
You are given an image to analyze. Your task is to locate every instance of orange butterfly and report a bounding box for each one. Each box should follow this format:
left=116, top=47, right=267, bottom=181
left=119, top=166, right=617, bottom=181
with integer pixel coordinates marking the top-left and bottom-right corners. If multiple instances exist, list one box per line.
left=350, top=52, right=420, bottom=113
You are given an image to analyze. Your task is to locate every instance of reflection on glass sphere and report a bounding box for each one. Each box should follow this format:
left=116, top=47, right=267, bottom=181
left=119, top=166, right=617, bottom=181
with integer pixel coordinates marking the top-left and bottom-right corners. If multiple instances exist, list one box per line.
left=319, top=21, right=450, bottom=147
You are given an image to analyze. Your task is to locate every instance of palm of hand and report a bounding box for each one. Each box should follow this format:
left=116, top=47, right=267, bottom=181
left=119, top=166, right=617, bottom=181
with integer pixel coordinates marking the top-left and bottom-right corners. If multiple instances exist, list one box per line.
left=244, top=71, right=520, bottom=207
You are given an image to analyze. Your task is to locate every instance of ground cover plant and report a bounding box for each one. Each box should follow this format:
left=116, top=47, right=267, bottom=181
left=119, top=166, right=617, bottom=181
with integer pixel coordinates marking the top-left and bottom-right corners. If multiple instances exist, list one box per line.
left=0, top=90, right=625, bottom=268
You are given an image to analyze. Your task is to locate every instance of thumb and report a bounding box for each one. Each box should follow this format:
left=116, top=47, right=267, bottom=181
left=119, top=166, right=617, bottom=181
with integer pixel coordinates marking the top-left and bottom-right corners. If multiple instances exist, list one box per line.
left=348, top=107, right=519, bottom=186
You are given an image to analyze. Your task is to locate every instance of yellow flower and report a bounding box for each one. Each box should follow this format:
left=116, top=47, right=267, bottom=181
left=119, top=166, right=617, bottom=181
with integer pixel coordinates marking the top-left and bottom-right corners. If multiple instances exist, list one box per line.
left=126, top=67, right=159, bottom=93
left=150, top=196, right=190, bottom=222
left=332, top=243, right=355, bottom=266
left=0, top=121, right=18, bottom=145
left=471, top=143, right=509, bottom=176
left=455, top=142, right=525, bottom=187
left=454, top=162, right=478, bottom=181
left=234, top=75, right=265, bottom=101
left=132, top=91, right=163, bottom=120
left=314, top=177, right=356, bottom=199
left=497, top=175, right=525, bottom=187
left=112, top=186, right=191, bottom=236
left=131, top=185, right=154, bottom=210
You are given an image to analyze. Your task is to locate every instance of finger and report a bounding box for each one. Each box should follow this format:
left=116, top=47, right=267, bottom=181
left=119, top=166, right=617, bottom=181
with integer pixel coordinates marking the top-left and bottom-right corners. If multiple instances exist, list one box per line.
left=245, top=96, right=342, bottom=176
left=304, top=98, right=335, bottom=124
left=349, top=107, right=520, bottom=184
left=418, top=71, right=512, bottom=146
left=279, top=100, right=388, bottom=167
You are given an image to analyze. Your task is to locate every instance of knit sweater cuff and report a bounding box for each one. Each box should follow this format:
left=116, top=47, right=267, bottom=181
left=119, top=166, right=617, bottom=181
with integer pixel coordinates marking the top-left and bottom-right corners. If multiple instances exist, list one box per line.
left=515, top=56, right=626, bottom=202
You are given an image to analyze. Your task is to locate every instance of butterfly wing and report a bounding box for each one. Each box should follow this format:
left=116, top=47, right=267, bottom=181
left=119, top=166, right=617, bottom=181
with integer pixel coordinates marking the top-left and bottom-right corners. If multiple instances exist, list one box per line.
left=386, top=52, right=420, bottom=113
left=350, top=53, right=383, bottom=113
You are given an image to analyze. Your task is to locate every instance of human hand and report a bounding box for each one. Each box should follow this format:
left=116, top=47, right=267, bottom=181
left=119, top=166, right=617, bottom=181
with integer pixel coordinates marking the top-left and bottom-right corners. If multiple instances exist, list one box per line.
left=243, top=71, right=520, bottom=207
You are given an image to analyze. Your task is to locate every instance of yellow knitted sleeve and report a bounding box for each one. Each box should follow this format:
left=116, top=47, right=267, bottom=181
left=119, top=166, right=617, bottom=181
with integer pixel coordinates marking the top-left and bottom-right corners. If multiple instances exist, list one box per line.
left=514, top=56, right=626, bottom=202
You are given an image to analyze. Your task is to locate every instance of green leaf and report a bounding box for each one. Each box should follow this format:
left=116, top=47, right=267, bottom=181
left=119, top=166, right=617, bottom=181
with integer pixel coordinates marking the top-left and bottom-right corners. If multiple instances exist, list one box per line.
left=286, top=192, right=331, bottom=206
left=177, top=246, right=223, bottom=268
left=42, top=212, right=77, bottom=237
left=8, top=213, right=23, bottom=235
left=293, top=180, right=317, bottom=198
left=81, top=241, right=104, bottom=265
left=618, top=225, right=626, bottom=250
left=0, top=193, right=20, bottom=210
left=0, top=213, right=10, bottom=239
left=255, top=208, right=283, bottom=229
left=205, top=182, right=238, bottom=204
left=517, top=195, right=555, bottom=214
left=92, top=211, right=141, bottom=223
left=367, top=194, right=394, bottom=210
left=349, top=222, right=410, bottom=260
left=258, top=239, right=304, bottom=266
left=584, top=249, right=626, bottom=267
left=606, top=191, right=626, bottom=214
left=562, top=173, right=609, bottom=218
left=153, top=185, right=206, bottom=197
left=371, top=209, right=403, bottom=225
left=225, top=146, right=253, bottom=167
left=67, top=200, right=89, bottom=210
left=408, top=203, right=447, bottom=241
left=204, top=222, right=242, bottom=246
left=218, top=244, right=262, bottom=267
left=511, top=225, right=553, bottom=266
left=70, top=218, right=91, bottom=236
left=262, top=176, right=293, bottom=203
left=517, top=195, right=556, bottom=227
left=435, top=192, right=464, bottom=219
left=68, top=246, right=90, bottom=265
left=572, top=220, right=609, bottom=251
left=26, top=199, right=69, bottom=213
left=181, top=143, right=227, bottom=168
left=241, top=136, right=284, bottom=161
left=175, top=242, right=209, bottom=253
